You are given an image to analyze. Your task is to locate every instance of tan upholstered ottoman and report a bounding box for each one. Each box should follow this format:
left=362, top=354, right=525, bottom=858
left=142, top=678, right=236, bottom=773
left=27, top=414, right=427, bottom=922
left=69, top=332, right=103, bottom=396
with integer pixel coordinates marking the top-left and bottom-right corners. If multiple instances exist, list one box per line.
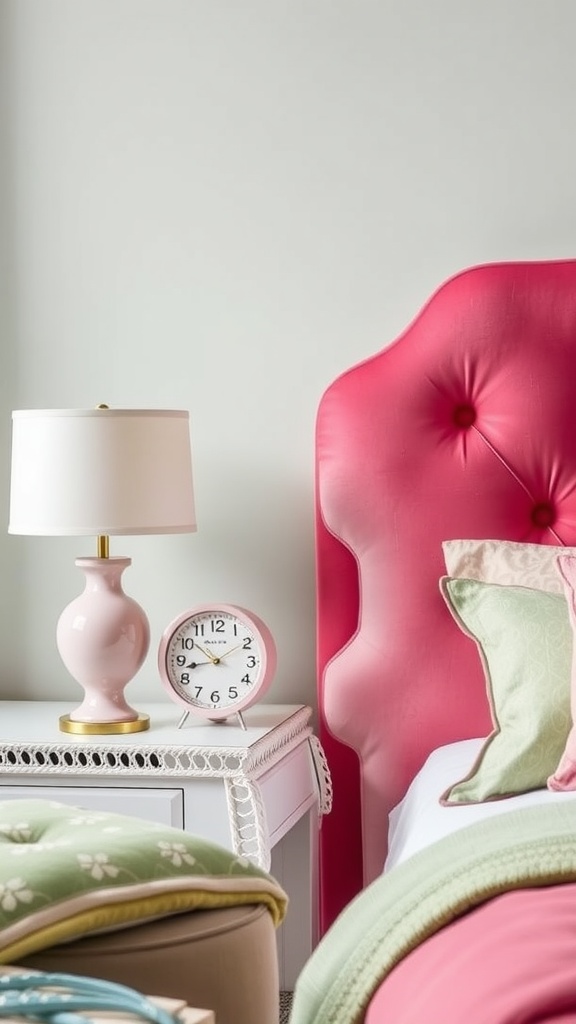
left=0, top=800, right=287, bottom=1024
left=17, top=905, right=279, bottom=1024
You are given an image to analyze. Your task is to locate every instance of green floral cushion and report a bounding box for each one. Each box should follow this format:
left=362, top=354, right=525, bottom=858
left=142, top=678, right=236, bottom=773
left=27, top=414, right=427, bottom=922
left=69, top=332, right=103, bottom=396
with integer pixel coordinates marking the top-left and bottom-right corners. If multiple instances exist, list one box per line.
left=440, top=578, right=573, bottom=804
left=0, top=799, right=287, bottom=961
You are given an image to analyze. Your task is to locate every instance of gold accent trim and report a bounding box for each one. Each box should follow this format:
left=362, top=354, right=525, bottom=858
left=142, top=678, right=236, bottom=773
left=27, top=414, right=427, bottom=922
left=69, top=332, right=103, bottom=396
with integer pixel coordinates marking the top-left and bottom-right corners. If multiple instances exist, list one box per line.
left=97, top=535, right=109, bottom=559
left=59, top=713, right=150, bottom=735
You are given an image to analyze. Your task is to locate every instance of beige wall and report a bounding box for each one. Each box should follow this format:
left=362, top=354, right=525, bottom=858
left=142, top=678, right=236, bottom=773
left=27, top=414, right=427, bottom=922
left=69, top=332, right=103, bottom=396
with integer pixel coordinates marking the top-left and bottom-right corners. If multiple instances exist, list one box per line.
left=2, top=0, right=576, bottom=708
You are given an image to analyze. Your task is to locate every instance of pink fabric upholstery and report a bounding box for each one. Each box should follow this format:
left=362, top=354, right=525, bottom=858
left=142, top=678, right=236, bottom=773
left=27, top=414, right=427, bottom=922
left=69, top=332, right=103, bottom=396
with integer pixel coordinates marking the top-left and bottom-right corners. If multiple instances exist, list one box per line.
left=315, top=259, right=576, bottom=932
left=364, top=884, right=576, bottom=1024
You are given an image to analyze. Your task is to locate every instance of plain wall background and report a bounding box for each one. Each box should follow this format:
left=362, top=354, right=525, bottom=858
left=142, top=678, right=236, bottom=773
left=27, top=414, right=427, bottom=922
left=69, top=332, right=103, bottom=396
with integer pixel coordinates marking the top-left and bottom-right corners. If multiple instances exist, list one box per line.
left=2, top=0, right=576, bottom=711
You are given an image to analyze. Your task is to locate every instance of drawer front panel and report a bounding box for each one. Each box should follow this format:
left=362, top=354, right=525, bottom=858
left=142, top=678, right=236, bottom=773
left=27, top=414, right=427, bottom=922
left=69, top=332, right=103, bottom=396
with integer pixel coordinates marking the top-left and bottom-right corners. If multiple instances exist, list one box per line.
left=0, top=785, right=184, bottom=827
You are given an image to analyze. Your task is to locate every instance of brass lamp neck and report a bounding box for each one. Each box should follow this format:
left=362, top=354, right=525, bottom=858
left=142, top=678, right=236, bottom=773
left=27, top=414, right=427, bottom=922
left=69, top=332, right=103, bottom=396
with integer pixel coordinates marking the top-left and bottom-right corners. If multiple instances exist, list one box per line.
left=97, top=535, right=110, bottom=559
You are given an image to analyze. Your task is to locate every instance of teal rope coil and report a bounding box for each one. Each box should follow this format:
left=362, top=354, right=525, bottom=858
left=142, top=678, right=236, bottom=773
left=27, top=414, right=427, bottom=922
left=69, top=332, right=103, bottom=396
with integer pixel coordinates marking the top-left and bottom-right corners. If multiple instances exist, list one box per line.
left=0, top=971, right=180, bottom=1024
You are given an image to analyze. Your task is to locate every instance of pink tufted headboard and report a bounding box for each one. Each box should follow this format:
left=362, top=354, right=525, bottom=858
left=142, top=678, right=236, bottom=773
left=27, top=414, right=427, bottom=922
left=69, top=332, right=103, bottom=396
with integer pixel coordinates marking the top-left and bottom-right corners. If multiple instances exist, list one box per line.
left=315, top=259, right=576, bottom=933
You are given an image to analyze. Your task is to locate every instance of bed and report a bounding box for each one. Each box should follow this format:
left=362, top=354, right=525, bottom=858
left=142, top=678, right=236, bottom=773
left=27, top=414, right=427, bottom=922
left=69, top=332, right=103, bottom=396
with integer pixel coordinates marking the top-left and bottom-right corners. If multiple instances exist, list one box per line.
left=291, top=258, right=576, bottom=1023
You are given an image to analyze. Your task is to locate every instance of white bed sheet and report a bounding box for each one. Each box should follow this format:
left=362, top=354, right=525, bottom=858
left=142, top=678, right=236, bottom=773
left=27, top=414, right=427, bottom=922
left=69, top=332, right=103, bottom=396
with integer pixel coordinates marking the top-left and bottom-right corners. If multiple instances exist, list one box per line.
left=385, top=737, right=576, bottom=872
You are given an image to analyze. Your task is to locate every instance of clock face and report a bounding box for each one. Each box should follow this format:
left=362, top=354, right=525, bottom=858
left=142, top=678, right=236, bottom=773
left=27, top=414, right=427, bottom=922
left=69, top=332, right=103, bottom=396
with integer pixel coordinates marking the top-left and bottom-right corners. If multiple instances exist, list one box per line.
left=158, top=604, right=276, bottom=719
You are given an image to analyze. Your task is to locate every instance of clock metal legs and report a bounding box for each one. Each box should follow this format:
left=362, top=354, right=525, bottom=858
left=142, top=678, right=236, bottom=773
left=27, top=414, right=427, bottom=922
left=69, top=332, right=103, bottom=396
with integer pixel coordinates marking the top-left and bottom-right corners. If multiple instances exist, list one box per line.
left=176, top=710, right=247, bottom=730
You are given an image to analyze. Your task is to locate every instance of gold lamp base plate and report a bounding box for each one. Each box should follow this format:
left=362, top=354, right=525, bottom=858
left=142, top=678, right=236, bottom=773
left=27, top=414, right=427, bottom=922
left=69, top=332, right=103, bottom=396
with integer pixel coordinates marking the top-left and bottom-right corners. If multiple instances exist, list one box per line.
left=59, top=713, right=150, bottom=736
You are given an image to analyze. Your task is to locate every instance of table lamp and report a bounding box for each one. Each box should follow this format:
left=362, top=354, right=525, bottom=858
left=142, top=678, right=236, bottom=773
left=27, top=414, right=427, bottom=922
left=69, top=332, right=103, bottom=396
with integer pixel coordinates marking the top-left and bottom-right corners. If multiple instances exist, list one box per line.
left=8, top=407, right=196, bottom=735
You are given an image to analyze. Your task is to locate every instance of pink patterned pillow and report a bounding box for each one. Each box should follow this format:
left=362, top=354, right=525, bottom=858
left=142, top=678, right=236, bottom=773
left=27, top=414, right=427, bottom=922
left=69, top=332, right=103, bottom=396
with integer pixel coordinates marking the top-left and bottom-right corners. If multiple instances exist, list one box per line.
left=548, top=554, right=576, bottom=791
left=443, top=539, right=576, bottom=593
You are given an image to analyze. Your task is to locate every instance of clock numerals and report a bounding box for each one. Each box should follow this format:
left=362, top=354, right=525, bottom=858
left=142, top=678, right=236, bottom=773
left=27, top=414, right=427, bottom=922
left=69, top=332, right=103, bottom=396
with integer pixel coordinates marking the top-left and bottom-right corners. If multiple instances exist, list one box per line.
left=158, top=604, right=276, bottom=721
left=168, top=613, right=259, bottom=710
left=178, top=684, right=243, bottom=706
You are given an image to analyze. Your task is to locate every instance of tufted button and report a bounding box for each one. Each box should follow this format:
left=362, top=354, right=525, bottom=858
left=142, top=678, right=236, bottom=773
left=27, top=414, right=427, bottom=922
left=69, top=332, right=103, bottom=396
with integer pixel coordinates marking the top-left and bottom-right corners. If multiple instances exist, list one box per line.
left=531, top=503, right=555, bottom=529
left=453, top=404, right=476, bottom=428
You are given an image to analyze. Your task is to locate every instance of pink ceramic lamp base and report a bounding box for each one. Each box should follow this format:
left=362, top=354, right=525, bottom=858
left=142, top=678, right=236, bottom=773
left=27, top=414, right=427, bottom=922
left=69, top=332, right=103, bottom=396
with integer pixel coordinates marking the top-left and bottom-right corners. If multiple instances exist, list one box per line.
left=56, top=557, right=150, bottom=734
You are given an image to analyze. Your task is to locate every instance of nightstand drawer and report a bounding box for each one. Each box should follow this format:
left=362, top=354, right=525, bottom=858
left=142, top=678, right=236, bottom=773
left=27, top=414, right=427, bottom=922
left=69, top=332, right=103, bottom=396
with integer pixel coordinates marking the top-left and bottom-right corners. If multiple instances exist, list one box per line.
left=0, top=785, right=184, bottom=827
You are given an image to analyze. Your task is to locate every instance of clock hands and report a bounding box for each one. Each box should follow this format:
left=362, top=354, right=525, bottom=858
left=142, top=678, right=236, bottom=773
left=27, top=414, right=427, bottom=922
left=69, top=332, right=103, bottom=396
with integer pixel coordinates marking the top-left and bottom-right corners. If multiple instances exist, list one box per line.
left=192, top=642, right=245, bottom=666
left=193, top=642, right=220, bottom=665
left=215, top=642, right=244, bottom=661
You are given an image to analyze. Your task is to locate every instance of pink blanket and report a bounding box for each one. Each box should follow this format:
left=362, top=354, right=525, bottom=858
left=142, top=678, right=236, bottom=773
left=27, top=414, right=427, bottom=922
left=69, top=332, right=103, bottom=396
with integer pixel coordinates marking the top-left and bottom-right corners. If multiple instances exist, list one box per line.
left=366, top=883, right=576, bottom=1024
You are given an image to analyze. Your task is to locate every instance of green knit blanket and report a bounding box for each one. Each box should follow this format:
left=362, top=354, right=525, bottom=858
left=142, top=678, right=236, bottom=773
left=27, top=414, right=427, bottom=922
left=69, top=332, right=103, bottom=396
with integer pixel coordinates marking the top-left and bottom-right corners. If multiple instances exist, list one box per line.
left=290, top=801, right=576, bottom=1024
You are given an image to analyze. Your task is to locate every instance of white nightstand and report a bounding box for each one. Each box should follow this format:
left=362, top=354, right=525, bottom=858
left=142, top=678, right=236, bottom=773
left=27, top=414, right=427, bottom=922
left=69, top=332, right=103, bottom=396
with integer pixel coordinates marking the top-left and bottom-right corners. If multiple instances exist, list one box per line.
left=0, top=701, right=331, bottom=989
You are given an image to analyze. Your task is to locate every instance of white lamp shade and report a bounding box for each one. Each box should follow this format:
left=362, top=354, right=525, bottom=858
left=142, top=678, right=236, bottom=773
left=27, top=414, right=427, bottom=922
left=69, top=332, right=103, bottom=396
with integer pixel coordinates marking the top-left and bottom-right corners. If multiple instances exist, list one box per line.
left=9, top=408, right=197, bottom=536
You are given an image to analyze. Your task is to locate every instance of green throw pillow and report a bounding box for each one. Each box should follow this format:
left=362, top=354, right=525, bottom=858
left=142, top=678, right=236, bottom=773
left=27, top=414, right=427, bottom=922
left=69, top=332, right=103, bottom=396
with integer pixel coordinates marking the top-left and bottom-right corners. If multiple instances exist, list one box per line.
left=440, top=577, right=573, bottom=804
